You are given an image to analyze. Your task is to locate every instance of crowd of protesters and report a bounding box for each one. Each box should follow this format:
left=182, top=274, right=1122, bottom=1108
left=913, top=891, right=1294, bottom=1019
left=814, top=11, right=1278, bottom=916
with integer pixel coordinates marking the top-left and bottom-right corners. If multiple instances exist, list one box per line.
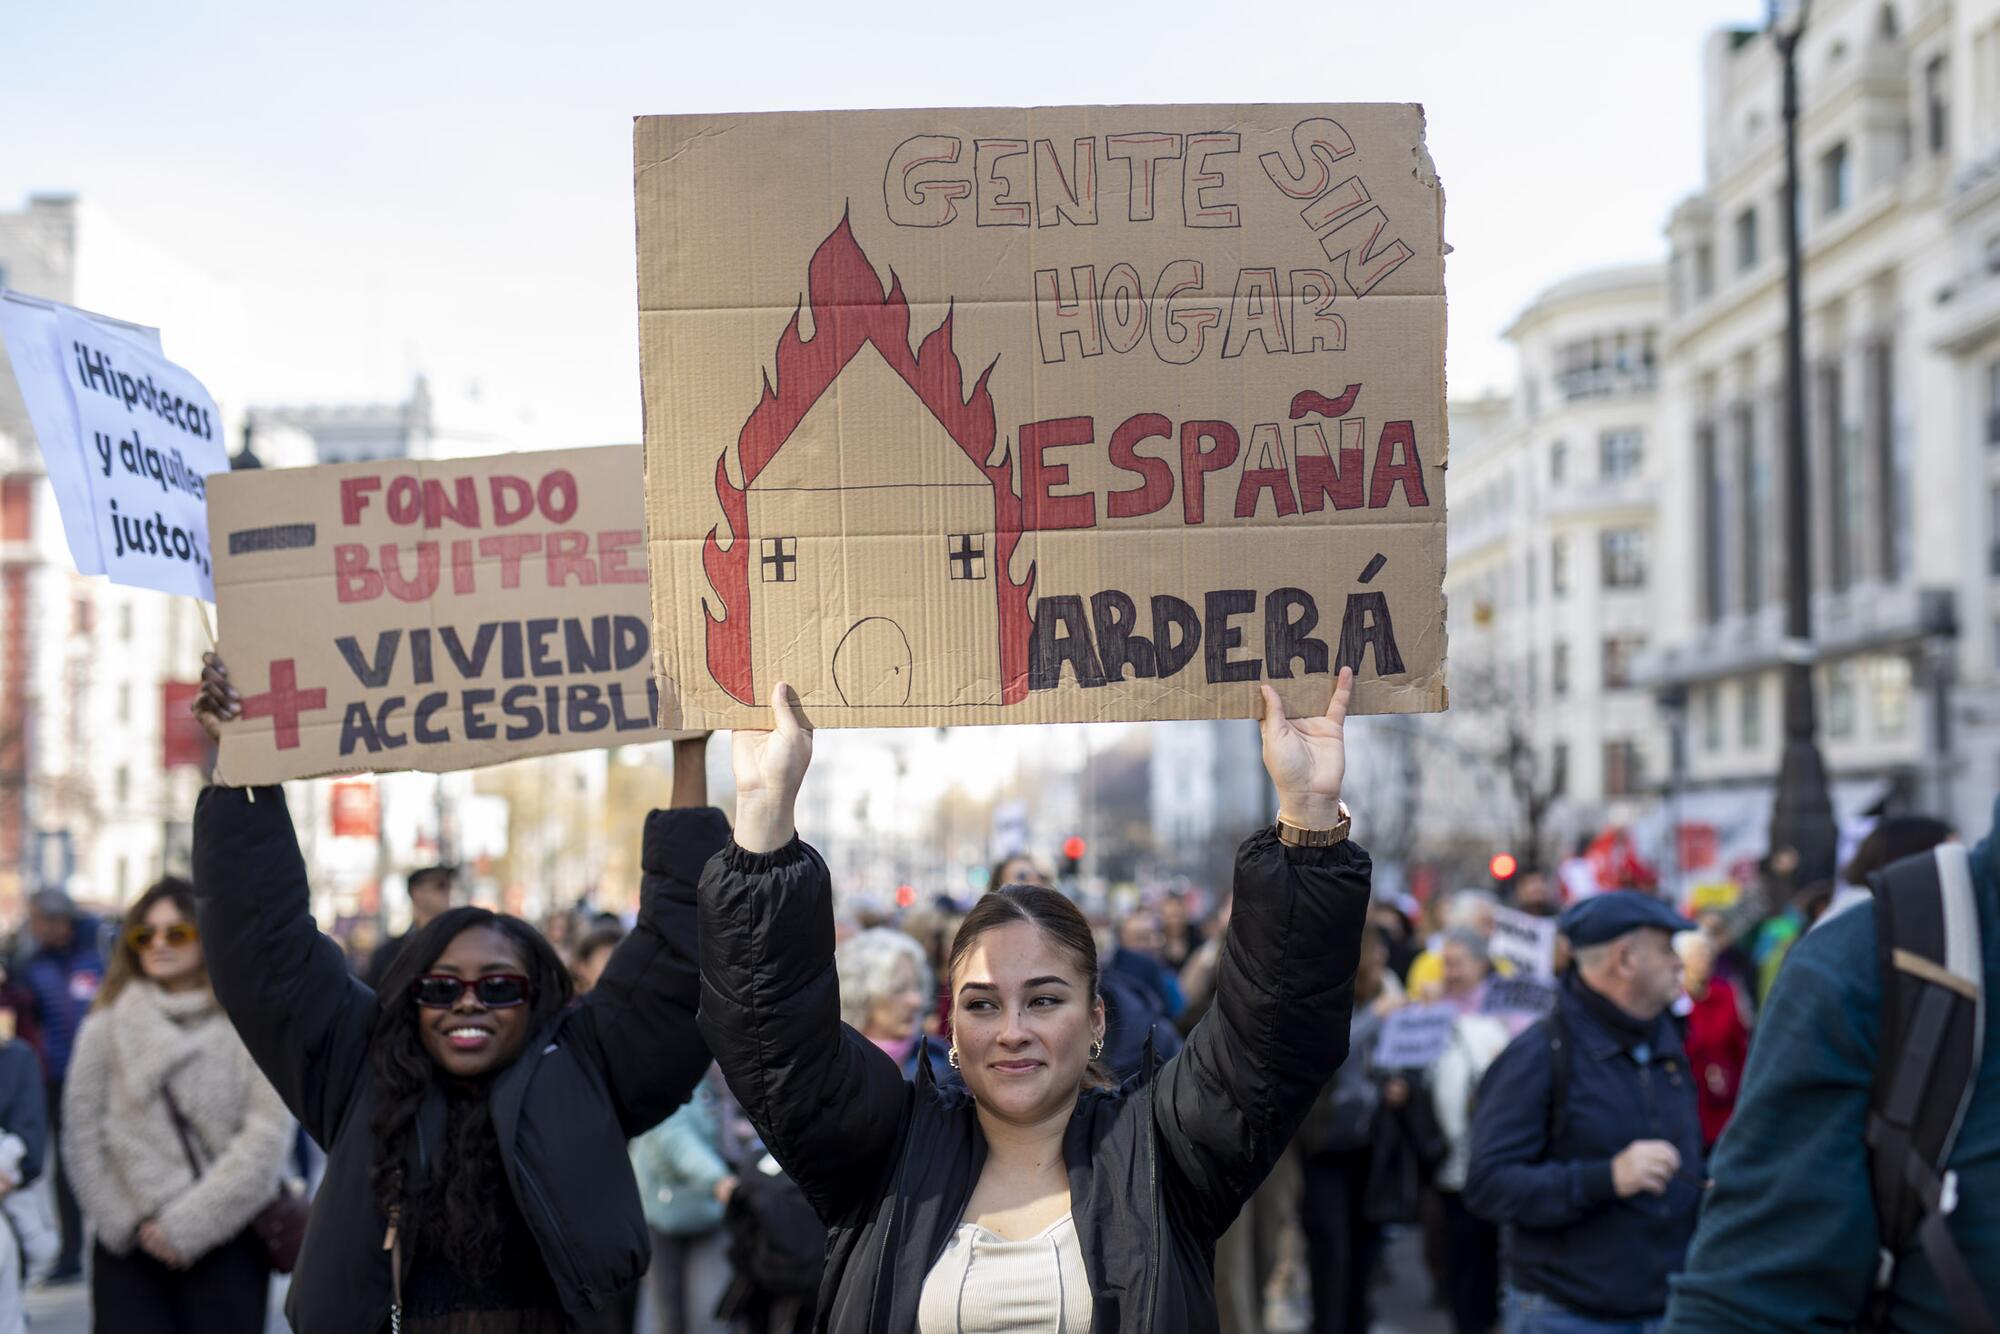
left=0, top=652, right=1982, bottom=1331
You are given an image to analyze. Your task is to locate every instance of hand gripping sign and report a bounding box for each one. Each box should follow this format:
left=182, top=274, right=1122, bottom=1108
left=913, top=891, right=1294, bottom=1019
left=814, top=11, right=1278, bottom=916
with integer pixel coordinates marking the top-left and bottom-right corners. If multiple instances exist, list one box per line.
left=636, top=105, right=1448, bottom=729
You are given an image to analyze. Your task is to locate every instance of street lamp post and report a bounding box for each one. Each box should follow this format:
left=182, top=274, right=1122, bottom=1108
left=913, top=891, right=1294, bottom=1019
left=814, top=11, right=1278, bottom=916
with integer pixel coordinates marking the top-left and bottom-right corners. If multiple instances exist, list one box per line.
left=1769, top=0, right=1840, bottom=896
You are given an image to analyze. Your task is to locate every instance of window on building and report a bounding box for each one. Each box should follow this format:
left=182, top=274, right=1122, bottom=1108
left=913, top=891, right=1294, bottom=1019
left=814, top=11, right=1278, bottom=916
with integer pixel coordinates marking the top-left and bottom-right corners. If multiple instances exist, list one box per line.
left=1736, top=206, right=1760, bottom=272
left=1989, top=484, right=2000, bottom=575
left=119, top=602, right=133, bottom=642
left=1527, top=551, right=1539, bottom=606
left=1820, top=142, right=1851, bottom=216
left=1868, top=339, right=1903, bottom=582
left=1702, top=685, right=1724, bottom=753
left=1818, top=362, right=1857, bottom=592
left=1600, top=429, right=1644, bottom=480
left=115, top=857, right=129, bottom=903
left=1551, top=439, right=1568, bottom=484
left=1737, top=402, right=1766, bottom=612
left=116, top=682, right=130, bottom=724
left=1551, top=742, right=1570, bottom=797
left=1602, top=636, right=1644, bottom=690
left=1694, top=243, right=1715, bottom=299
left=1827, top=662, right=1859, bottom=739
left=114, top=765, right=129, bottom=805
left=1601, top=529, right=1648, bottom=590
left=1604, top=740, right=1644, bottom=799
left=1929, top=55, right=1951, bottom=156
left=1985, top=360, right=2000, bottom=448
left=1870, top=655, right=1912, bottom=736
left=1552, top=537, right=1571, bottom=598
left=0, top=480, right=30, bottom=544
left=1553, top=641, right=1570, bottom=697
left=1739, top=677, right=1763, bottom=748
left=1698, top=422, right=1725, bottom=624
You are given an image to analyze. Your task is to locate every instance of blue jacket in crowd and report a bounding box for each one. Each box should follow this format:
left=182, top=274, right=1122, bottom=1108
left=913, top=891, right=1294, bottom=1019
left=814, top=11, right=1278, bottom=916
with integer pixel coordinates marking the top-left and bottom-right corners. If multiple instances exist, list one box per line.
left=1664, top=800, right=2000, bottom=1331
left=1463, top=970, right=1704, bottom=1322
left=20, top=918, right=103, bottom=1083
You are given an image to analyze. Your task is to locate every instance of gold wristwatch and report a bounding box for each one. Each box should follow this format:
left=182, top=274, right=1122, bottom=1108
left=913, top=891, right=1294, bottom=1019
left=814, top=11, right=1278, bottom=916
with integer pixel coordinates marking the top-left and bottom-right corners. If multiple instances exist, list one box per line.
left=1277, top=801, right=1351, bottom=847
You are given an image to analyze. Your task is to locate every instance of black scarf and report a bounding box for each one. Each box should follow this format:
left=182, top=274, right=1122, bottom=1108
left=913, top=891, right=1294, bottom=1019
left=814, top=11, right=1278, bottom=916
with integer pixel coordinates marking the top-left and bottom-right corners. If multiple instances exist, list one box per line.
left=1563, top=968, right=1654, bottom=1048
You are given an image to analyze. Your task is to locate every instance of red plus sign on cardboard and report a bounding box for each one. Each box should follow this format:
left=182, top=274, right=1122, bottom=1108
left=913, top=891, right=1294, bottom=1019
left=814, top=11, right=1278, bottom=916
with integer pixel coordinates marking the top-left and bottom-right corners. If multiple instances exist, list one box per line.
left=236, top=659, right=329, bottom=751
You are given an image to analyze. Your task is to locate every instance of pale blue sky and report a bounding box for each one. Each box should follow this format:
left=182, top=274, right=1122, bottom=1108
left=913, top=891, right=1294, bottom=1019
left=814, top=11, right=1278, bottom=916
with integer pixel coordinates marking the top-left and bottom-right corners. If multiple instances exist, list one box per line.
left=4, top=0, right=1762, bottom=444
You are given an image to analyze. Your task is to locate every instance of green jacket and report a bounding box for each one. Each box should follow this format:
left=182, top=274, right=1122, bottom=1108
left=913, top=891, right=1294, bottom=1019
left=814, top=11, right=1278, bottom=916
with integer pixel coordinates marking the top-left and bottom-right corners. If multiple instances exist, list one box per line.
left=630, top=1087, right=729, bottom=1237
left=1665, top=800, right=2000, bottom=1330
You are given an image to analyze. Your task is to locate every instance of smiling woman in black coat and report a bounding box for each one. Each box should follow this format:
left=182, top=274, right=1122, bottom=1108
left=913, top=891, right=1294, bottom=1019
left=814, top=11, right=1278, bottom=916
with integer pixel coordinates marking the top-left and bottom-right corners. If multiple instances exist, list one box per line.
left=700, top=671, right=1372, bottom=1333
left=189, top=655, right=724, bottom=1334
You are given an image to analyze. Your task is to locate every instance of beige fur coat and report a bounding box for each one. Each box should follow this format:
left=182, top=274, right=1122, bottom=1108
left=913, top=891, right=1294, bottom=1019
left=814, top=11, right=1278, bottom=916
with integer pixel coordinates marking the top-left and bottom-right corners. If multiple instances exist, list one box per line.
left=62, top=981, right=292, bottom=1261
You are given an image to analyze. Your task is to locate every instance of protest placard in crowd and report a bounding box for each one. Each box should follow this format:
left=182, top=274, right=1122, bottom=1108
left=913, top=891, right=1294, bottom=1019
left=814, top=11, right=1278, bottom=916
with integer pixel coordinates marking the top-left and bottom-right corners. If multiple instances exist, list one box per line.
left=1482, top=976, right=1558, bottom=1019
left=1491, top=904, right=1560, bottom=979
left=0, top=292, right=229, bottom=600
left=209, top=445, right=683, bottom=784
left=1374, top=1002, right=1458, bottom=1070
left=636, top=105, right=1447, bottom=729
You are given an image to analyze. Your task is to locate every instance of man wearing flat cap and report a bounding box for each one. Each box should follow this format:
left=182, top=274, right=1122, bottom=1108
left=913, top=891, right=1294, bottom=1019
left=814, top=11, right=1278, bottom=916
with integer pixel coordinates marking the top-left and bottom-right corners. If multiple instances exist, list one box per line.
left=1463, top=891, right=1704, bottom=1333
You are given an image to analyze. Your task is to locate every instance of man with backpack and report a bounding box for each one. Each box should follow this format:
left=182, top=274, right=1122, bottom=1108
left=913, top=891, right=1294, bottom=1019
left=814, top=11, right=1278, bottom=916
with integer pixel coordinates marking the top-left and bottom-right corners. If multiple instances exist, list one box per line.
left=1665, top=800, right=2000, bottom=1332
left=1464, top=892, right=1704, bottom=1332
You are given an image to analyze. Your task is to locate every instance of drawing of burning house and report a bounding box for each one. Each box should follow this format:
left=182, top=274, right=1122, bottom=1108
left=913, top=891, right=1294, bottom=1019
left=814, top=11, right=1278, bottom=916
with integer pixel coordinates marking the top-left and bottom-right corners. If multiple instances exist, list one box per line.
left=701, top=215, right=1035, bottom=709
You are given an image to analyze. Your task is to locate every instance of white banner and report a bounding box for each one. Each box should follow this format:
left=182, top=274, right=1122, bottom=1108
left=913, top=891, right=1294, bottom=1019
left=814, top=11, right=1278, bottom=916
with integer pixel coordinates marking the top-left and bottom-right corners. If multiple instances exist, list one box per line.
left=1491, top=905, right=1559, bottom=980
left=0, top=294, right=227, bottom=599
left=1373, top=1002, right=1458, bottom=1070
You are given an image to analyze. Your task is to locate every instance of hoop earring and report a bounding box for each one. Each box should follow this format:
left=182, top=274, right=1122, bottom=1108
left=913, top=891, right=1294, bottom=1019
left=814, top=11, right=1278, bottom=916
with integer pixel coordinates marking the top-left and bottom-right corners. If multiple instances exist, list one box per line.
left=948, top=1047, right=961, bottom=1071
left=1090, top=1039, right=1105, bottom=1060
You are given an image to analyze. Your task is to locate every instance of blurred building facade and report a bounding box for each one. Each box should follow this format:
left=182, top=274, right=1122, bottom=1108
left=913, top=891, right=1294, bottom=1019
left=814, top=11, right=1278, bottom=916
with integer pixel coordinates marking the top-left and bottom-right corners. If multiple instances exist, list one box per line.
left=1645, top=0, right=1969, bottom=879
left=1423, top=266, right=1667, bottom=875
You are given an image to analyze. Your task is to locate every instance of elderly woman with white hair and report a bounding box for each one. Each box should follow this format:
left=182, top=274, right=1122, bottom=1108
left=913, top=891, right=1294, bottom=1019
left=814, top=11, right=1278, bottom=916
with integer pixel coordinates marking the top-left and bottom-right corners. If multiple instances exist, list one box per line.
left=834, top=928, right=952, bottom=1082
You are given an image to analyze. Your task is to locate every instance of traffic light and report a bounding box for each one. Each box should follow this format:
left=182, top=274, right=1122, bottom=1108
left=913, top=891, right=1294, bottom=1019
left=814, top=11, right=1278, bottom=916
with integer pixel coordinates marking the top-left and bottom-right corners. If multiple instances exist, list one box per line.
left=895, top=884, right=917, bottom=909
left=1060, top=835, right=1087, bottom=877
left=1488, top=851, right=1519, bottom=883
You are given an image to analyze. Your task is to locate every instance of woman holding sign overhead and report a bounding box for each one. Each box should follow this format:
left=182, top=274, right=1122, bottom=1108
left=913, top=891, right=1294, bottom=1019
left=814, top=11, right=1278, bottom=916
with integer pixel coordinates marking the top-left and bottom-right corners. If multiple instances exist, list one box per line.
left=189, top=654, right=726, bottom=1334
left=698, top=670, right=1371, bottom=1331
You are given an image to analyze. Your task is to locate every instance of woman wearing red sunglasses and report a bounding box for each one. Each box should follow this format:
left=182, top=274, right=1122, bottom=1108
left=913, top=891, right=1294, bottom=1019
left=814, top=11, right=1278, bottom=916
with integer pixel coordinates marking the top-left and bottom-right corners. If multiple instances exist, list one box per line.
left=191, top=654, right=725, bottom=1334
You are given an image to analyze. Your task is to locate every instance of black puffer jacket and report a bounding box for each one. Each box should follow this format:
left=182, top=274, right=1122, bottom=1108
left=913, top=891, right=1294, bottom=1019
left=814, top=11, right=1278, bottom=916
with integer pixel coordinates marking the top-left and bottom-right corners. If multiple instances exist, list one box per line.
left=698, top=827, right=1370, bottom=1332
left=192, top=784, right=725, bottom=1333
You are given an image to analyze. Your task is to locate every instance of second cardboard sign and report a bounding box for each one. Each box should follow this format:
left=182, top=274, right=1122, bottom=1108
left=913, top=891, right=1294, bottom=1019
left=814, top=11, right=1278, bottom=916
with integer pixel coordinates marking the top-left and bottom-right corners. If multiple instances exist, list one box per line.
left=636, top=103, right=1449, bottom=729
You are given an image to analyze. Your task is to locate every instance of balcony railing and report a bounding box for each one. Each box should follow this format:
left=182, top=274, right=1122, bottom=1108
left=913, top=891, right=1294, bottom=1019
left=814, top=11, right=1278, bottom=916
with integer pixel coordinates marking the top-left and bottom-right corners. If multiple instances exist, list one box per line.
left=1553, top=365, right=1658, bottom=402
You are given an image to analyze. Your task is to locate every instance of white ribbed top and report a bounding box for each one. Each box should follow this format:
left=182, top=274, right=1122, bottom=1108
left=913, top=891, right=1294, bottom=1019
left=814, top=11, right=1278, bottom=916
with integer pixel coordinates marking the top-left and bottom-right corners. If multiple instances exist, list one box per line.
left=916, top=1212, right=1094, bottom=1333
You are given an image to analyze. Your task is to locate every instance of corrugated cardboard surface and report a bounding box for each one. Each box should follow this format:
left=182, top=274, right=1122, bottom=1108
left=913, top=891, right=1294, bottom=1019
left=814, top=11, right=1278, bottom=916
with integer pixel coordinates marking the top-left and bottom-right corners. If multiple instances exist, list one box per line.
left=637, top=105, right=1445, bottom=729
left=211, top=445, right=682, bottom=784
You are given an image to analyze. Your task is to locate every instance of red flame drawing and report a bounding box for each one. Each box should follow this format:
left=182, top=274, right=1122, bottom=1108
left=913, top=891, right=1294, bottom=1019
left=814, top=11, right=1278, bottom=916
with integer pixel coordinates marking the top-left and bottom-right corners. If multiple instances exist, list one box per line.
left=704, top=211, right=1035, bottom=705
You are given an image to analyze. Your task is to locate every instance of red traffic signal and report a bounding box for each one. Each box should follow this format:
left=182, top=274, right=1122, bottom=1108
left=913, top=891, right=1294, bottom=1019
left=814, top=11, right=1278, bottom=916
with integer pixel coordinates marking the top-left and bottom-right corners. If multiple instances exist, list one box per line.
left=1062, top=836, right=1088, bottom=862
left=1488, top=852, right=1519, bottom=881
left=895, top=884, right=916, bottom=909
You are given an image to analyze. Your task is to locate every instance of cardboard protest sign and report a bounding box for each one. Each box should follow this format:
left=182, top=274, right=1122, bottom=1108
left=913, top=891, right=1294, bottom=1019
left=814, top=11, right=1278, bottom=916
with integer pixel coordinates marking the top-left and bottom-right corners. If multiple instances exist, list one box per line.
left=209, top=446, right=682, bottom=784
left=1374, top=1002, right=1458, bottom=1070
left=636, top=105, right=1446, bottom=729
left=1490, top=905, right=1559, bottom=980
left=0, top=293, right=228, bottom=600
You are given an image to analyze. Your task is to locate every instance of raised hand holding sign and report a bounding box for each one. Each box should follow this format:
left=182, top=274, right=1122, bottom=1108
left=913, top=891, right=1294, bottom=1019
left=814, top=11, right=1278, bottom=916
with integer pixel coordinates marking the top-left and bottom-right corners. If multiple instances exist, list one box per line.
left=1259, top=665, right=1352, bottom=831
left=730, top=683, right=815, bottom=854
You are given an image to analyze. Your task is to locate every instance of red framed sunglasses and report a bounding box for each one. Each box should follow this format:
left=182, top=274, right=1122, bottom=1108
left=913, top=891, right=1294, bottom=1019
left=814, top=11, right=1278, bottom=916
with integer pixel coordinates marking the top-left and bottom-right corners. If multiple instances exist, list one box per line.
left=409, top=974, right=533, bottom=1009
